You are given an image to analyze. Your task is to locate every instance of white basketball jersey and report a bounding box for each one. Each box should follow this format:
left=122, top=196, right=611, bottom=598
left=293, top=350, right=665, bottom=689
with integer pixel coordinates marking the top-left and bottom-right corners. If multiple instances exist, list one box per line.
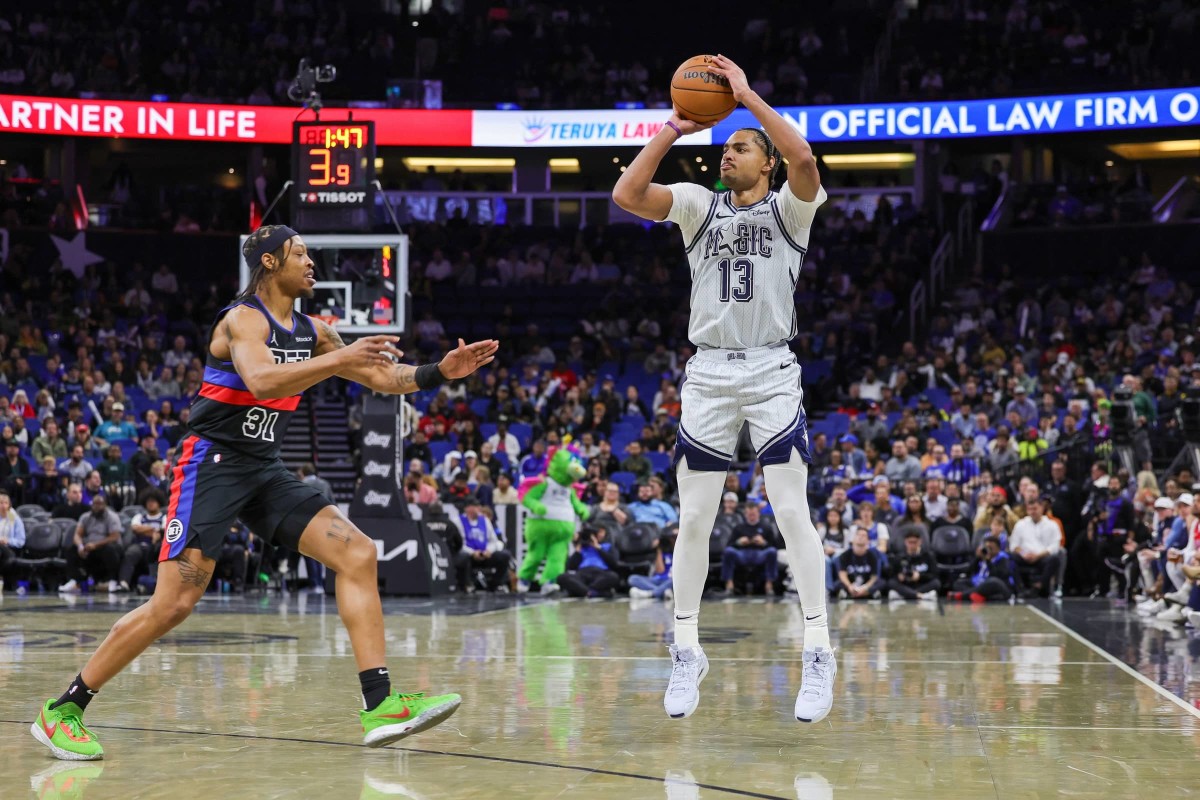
left=664, top=182, right=826, bottom=350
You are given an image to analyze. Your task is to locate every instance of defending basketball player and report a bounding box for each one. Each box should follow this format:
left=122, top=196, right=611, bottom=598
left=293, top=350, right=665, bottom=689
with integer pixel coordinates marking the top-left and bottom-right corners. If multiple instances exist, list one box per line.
left=612, top=54, right=835, bottom=722
left=31, top=225, right=499, bottom=760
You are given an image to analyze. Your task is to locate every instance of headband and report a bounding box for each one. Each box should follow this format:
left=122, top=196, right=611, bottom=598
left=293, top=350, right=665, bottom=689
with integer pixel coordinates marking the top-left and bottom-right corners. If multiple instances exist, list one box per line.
left=247, top=226, right=299, bottom=268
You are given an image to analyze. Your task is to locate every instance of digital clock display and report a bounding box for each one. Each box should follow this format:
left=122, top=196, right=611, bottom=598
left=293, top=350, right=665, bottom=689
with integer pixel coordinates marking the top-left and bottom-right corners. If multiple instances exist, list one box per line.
left=294, top=122, right=374, bottom=193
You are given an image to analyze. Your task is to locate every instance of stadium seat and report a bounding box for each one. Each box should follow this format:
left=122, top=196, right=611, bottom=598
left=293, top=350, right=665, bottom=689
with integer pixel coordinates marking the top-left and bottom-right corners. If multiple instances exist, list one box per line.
left=645, top=451, right=671, bottom=476
left=613, top=522, right=659, bottom=577
left=12, top=522, right=68, bottom=587
left=930, top=525, right=973, bottom=585
left=469, top=398, right=491, bottom=417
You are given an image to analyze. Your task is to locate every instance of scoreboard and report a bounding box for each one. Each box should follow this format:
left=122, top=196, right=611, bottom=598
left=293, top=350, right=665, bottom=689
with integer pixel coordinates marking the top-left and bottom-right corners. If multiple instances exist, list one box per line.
left=291, top=120, right=376, bottom=230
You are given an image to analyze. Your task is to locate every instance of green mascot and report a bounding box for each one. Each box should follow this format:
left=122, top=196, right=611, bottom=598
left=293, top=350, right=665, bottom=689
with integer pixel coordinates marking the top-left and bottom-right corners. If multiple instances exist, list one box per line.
left=517, top=445, right=589, bottom=593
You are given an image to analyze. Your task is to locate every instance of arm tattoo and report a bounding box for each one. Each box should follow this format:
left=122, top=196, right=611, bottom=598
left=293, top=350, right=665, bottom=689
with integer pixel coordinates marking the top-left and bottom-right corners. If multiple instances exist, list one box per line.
left=392, top=365, right=418, bottom=394
left=319, top=319, right=347, bottom=352
left=177, top=554, right=212, bottom=589
left=326, top=517, right=352, bottom=545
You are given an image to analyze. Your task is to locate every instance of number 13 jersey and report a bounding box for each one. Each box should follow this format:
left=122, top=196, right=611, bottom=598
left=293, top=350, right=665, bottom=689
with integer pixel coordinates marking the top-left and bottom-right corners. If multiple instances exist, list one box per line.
left=663, top=182, right=826, bottom=350
left=188, top=295, right=318, bottom=460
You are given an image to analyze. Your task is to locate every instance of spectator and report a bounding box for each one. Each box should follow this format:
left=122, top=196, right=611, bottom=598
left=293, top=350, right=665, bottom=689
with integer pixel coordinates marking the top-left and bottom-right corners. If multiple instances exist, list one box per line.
left=60, top=494, right=123, bottom=594
left=519, top=440, right=548, bottom=479
left=453, top=499, right=512, bottom=593
left=1010, top=497, right=1064, bottom=598
left=31, top=419, right=68, bottom=463
left=217, top=523, right=259, bottom=593
left=921, top=477, right=948, bottom=519
left=620, top=441, right=652, bottom=479
left=0, top=440, right=31, bottom=504
left=129, top=435, right=161, bottom=493
left=818, top=506, right=850, bottom=592
left=95, top=402, right=138, bottom=444
left=1005, top=385, right=1038, bottom=427
left=973, top=486, right=1020, bottom=535
left=931, top=496, right=971, bottom=531
left=883, top=529, right=940, bottom=601
left=298, top=463, right=335, bottom=503
left=0, top=490, right=27, bottom=581
left=628, top=532, right=675, bottom=600
left=947, top=535, right=1015, bottom=602
left=81, top=470, right=107, bottom=505
left=590, top=481, right=632, bottom=536
left=486, top=417, right=522, bottom=460
left=97, top=444, right=132, bottom=496
left=715, top=492, right=746, bottom=531
left=51, top=483, right=89, bottom=520
left=628, top=481, right=678, bottom=527
left=558, top=525, right=621, bottom=598
left=884, top=441, right=922, bottom=484
left=852, top=502, right=890, bottom=554
left=718, top=504, right=780, bottom=596
left=33, top=456, right=65, bottom=509
left=116, top=490, right=166, bottom=593
left=492, top=472, right=520, bottom=506
left=162, top=335, right=194, bottom=369
left=834, top=528, right=883, bottom=600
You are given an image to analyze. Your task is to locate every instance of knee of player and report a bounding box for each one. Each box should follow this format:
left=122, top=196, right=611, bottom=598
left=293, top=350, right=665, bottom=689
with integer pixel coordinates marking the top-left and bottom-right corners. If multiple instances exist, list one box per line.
left=151, top=595, right=198, bottom=627
left=344, top=533, right=378, bottom=575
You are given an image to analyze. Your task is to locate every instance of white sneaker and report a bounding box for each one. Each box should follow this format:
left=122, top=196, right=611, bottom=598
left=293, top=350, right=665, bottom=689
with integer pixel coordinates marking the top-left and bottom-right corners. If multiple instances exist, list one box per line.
left=107, top=580, right=120, bottom=593
left=539, top=582, right=560, bottom=595
left=887, top=590, right=903, bottom=601
left=1184, top=609, right=1200, bottom=627
left=1164, top=585, right=1193, bottom=606
left=795, top=647, right=837, bottom=723
left=1053, top=587, right=1063, bottom=599
left=58, top=580, right=80, bottom=594
left=516, top=580, right=530, bottom=594
left=629, top=587, right=654, bottom=599
left=664, top=644, right=709, bottom=719
left=662, top=588, right=673, bottom=602
left=310, top=584, right=325, bottom=595
left=917, top=590, right=938, bottom=602
left=1137, top=599, right=1165, bottom=616
left=1156, top=605, right=1185, bottom=623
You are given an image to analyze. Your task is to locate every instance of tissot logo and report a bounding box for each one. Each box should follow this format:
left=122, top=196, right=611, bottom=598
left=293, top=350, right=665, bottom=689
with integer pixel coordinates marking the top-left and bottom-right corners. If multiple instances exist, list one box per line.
left=363, top=461, right=392, bottom=478
left=363, top=490, right=392, bottom=507
left=363, top=432, right=392, bottom=448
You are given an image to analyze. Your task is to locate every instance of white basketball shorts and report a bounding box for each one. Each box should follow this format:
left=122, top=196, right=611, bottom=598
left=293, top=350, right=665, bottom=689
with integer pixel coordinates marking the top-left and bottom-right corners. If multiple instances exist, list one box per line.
left=674, top=343, right=811, bottom=472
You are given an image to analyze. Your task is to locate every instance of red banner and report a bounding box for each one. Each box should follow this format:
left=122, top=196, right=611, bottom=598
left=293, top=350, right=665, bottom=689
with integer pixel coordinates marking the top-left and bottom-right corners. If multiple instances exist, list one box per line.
left=0, top=94, right=473, bottom=146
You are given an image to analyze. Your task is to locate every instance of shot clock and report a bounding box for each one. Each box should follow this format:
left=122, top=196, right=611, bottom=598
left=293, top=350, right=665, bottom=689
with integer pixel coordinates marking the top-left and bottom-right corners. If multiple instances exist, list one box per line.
left=291, top=120, right=376, bottom=230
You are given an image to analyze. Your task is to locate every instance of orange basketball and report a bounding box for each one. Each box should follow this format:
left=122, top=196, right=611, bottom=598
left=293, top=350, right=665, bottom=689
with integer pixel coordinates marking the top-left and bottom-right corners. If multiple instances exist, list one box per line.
left=670, top=55, right=736, bottom=124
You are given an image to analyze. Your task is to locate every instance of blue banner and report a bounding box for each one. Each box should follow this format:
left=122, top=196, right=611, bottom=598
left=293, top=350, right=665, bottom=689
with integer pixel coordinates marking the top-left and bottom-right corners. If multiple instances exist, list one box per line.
left=711, top=87, right=1200, bottom=144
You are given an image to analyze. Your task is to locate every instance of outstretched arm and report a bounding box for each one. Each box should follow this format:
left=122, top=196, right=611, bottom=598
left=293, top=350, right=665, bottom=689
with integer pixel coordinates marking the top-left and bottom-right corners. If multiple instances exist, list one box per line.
left=612, top=112, right=716, bottom=221
left=314, top=319, right=498, bottom=395
left=707, top=54, right=821, bottom=202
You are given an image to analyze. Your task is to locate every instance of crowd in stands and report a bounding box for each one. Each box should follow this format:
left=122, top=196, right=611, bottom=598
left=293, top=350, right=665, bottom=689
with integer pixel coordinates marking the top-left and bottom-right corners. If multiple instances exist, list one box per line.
left=886, top=0, right=1197, bottom=101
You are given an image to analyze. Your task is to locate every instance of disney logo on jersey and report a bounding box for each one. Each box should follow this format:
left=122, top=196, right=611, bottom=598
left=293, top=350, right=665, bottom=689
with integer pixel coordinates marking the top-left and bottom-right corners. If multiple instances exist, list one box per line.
left=270, top=348, right=311, bottom=365
left=703, top=222, right=774, bottom=260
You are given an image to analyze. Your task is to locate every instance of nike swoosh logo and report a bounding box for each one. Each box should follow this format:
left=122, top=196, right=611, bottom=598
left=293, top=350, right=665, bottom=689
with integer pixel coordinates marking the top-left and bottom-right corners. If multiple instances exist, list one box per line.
left=781, top=363, right=790, bottom=370
left=377, top=669, right=389, bottom=676
left=715, top=213, right=732, bottom=219
left=40, top=712, right=56, bottom=740
left=805, top=615, right=820, bottom=621
left=378, top=708, right=411, bottom=720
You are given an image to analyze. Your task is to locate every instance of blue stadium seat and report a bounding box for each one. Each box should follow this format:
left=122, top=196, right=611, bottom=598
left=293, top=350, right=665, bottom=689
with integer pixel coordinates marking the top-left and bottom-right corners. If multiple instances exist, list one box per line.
left=509, top=423, right=533, bottom=450
left=469, top=398, right=491, bottom=417
left=429, top=440, right=453, bottom=467
left=480, top=423, right=497, bottom=440
left=609, top=471, right=638, bottom=496
left=645, top=451, right=671, bottom=476
left=931, top=427, right=958, bottom=450
left=118, top=439, right=139, bottom=460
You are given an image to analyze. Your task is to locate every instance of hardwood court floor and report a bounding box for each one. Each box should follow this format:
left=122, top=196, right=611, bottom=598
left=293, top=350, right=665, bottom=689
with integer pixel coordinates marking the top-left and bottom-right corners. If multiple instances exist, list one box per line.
left=1, top=593, right=1198, bottom=800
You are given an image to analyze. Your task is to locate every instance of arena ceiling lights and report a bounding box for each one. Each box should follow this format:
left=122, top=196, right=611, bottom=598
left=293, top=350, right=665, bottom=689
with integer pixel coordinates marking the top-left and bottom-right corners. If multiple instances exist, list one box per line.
left=821, top=153, right=916, bottom=170
left=1106, top=139, right=1200, bottom=160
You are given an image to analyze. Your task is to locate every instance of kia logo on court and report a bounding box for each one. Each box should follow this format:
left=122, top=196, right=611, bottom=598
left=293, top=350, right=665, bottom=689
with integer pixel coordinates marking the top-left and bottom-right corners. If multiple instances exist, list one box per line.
left=363, top=432, right=392, bottom=448
left=375, top=539, right=418, bottom=561
left=363, top=461, right=392, bottom=478
left=363, top=491, right=392, bottom=507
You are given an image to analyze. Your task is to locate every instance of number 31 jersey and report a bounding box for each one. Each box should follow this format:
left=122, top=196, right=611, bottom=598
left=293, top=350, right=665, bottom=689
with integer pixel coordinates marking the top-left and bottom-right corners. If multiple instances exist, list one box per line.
left=663, top=181, right=826, bottom=350
left=188, top=295, right=318, bottom=460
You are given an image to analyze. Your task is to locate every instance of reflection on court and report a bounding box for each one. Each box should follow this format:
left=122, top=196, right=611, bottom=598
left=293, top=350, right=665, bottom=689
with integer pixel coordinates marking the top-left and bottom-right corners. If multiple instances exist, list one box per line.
left=2, top=594, right=1199, bottom=799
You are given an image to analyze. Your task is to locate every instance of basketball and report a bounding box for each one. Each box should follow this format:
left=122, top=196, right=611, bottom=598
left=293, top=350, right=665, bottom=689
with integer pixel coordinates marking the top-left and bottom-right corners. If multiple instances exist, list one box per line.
left=670, top=55, right=737, bottom=123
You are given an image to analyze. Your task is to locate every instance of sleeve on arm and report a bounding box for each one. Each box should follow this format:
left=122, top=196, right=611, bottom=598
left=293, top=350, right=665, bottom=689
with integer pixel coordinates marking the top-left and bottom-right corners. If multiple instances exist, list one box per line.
left=777, top=182, right=828, bottom=233
left=661, top=183, right=716, bottom=241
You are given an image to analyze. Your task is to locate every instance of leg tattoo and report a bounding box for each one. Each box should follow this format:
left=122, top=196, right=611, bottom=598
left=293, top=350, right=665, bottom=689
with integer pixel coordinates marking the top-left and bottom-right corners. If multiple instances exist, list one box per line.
left=326, top=517, right=353, bottom=546
left=177, top=554, right=212, bottom=589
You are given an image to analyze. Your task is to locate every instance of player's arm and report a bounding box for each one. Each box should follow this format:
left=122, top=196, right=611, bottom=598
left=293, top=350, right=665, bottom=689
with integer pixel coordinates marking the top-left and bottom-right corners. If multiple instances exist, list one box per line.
left=221, top=305, right=400, bottom=399
left=612, top=112, right=716, bottom=221
left=312, top=319, right=498, bottom=396
left=708, top=54, right=821, bottom=202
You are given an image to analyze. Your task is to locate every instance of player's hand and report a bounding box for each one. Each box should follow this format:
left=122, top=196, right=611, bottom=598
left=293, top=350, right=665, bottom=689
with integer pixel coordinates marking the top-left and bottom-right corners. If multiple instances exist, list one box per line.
left=708, top=54, right=751, bottom=103
left=439, top=338, right=499, bottom=380
left=338, top=335, right=405, bottom=369
left=668, top=108, right=717, bottom=136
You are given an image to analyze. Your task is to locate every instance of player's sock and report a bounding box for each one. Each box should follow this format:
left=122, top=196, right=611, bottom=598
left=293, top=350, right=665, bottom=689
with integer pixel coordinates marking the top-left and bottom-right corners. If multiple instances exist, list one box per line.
left=672, top=461, right=727, bottom=649
left=763, top=451, right=831, bottom=651
left=359, top=667, right=392, bottom=711
left=674, top=609, right=700, bottom=648
left=51, top=673, right=97, bottom=713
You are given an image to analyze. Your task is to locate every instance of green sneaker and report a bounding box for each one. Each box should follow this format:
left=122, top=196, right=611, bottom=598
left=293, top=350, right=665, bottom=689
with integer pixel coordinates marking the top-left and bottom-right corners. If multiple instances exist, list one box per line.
left=360, top=691, right=461, bottom=747
left=31, top=700, right=104, bottom=761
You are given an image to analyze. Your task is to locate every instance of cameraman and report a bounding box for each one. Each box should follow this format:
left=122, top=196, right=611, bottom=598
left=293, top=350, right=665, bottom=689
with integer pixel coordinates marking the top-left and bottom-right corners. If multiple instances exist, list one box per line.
left=558, top=525, right=620, bottom=598
left=883, top=529, right=939, bottom=601
left=948, top=535, right=1015, bottom=602
left=1089, top=474, right=1136, bottom=598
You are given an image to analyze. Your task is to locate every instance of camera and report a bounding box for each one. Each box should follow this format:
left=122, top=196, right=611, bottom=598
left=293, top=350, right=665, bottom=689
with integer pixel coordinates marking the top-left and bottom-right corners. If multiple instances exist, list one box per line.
left=288, top=58, right=338, bottom=111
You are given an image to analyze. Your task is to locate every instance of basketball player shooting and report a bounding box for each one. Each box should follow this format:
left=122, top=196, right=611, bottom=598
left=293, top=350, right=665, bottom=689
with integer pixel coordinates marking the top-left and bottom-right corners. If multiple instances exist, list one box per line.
left=31, top=225, right=499, bottom=760
left=612, top=54, right=835, bottom=723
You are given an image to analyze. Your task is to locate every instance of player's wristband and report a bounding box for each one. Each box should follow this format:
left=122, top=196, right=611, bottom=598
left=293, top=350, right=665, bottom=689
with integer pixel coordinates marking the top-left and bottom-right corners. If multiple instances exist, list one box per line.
left=415, top=362, right=448, bottom=390
left=665, top=120, right=683, bottom=138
